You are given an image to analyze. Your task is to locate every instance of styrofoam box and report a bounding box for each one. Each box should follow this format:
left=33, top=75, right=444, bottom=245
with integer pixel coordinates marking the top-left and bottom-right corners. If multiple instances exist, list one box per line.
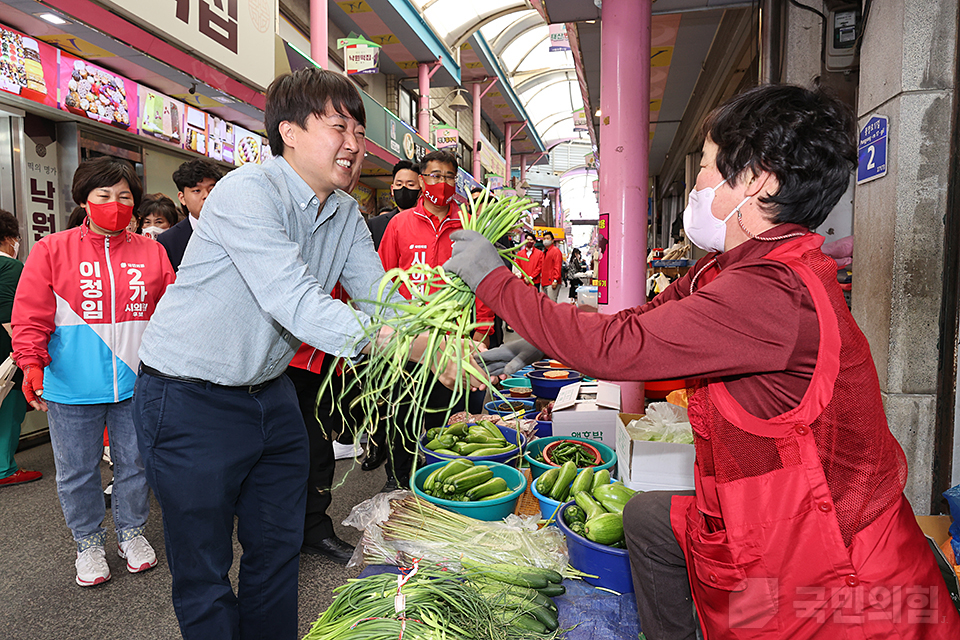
left=615, top=413, right=696, bottom=492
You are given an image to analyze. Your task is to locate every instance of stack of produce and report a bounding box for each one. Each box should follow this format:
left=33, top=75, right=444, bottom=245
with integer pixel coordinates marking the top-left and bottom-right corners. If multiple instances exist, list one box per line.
left=354, top=494, right=571, bottom=576
left=423, top=420, right=516, bottom=458
left=553, top=467, right=637, bottom=548
left=421, top=459, right=519, bottom=501
left=304, top=562, right=567, bottom=639
left=534, top=462, right=609, bottom=504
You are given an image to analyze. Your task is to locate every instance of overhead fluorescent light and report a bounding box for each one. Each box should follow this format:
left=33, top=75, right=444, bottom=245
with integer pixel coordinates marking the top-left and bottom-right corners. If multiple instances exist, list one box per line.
left=35, top=12, right=69, bottom=25
left=212, top=96, right=235, bottom=105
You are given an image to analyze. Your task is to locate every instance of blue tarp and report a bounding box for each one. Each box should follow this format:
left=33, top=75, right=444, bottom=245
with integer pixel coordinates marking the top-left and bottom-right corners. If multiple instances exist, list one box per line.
left=357, top=565, right=642, bottom=640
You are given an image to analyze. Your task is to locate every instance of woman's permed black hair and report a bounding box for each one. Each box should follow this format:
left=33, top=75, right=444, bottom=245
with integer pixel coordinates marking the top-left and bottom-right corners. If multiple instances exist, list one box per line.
left=0, top=209, right=19, bottom=241
left=702, top=83, right=857, bottom=229
left=71, top=156, right=143, bottom=210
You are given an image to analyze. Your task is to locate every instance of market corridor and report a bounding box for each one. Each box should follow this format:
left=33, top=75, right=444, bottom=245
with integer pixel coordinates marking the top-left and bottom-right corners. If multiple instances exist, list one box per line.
left=0, top=441, right=385, bottom=639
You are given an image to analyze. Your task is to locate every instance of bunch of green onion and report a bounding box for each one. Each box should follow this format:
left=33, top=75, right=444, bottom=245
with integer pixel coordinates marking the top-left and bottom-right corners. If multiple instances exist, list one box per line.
left=303, top=564, right=567, bottom=640
left=360, top=495, right=573, bottom=577
left=320, top=193, right=534, bottom=462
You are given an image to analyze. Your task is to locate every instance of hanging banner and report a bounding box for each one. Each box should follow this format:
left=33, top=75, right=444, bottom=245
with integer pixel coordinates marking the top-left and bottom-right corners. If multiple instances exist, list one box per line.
left=477, top=130, right=506, bottom=179
left=573, top=108, right=588, bottom=132
left=0, top=25, right=58, bottom=108
left=61, top=54, right=138, bottom=133
left=139, top=89, right=184, bottom=145
left=549, top=24, right=570, bottom=52
left=596, top=213, right=609, bottom=304
left=433, top=125, right=458, bottom=150
left=23, top=131, right=62, bottom=253
left=339, top=36, right=381, bottom=75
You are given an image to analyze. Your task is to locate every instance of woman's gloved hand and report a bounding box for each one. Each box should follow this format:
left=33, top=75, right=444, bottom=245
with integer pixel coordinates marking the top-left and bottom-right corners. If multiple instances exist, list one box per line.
left=22, top=364, right=48, bottom=412
left=478, top=339, right=544, bottom=378
left=443, top=230, right=505, bottom=291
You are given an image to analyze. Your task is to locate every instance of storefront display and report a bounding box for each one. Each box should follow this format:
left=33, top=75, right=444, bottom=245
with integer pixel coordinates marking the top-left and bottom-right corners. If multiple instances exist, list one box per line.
left=60, top=54, right=137, bottom=133
left=233, top=124, right=261, bottom=166
left=139, top=88, right=183, bottom=145
left=0, top=25, right=57, bottom=108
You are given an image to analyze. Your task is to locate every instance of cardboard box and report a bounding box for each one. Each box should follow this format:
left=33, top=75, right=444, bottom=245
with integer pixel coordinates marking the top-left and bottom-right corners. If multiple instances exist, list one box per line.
left=615, top=413, right=696, bottom=492
left=550, top=381, right=621, bottom=448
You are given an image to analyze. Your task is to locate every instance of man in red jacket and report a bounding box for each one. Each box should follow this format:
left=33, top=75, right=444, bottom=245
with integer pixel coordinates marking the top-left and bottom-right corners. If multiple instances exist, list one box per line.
left=377, top=149, right=491, bottom=490
left=541, top=231, right=563, bottom=301
left=516, top=230, right=543, bottom=290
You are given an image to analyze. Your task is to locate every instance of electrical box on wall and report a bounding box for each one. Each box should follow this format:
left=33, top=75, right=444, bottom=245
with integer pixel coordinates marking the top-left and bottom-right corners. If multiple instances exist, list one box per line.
left=825, top=5, right=861, bottom=71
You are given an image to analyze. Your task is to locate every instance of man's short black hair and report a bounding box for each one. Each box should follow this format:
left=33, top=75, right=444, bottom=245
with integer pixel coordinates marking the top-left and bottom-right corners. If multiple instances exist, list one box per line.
left=392, top=160, right=419, bottom=178
left=0, top=209, right=19, bottom=241
left=418, top=150, right=459, bottom=172
left=524, top=231, right=535, bottom=240
left=702, top=83, right=856, bottom=229
left=173, top=159, right=223, bottom=192
left=543, top=231, right=555, bottom=240
left=265, top=68, right=366, bottom=157
left=72, top=156, right=142, bottom=210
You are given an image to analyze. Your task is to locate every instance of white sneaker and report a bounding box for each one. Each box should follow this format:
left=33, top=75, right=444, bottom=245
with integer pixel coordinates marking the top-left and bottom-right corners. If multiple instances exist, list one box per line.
left=102, top=445, right=111, bottom=464
left=118, top=535, right=158, bottom=573
left=76, top=546, right=111, bottom=587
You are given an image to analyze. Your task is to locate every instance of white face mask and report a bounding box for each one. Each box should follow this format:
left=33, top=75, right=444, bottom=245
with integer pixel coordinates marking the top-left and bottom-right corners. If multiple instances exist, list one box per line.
left=141, top=226, right=165, bottom=240
left=682, top=178, right=750, bottom=253
left=10, top=240, right=19, bottom=257
left=543, top=239, right=553, bottom=247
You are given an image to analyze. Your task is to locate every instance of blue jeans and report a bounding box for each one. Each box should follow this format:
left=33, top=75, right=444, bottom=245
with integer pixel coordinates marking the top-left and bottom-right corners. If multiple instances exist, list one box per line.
left=133, top=370, right=308, bottom=640
left=46, top=399, right=150, bottom=551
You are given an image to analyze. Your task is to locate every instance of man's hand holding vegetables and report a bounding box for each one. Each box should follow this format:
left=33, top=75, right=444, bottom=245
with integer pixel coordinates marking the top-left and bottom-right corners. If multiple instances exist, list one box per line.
left=365, top=325, right=489, bottom=391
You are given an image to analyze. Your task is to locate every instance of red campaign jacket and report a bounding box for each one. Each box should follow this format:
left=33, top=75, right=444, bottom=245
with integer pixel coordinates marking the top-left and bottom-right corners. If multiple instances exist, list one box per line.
left=516, top=246, right=543, bottom=286
left=672, top=234, right=960, bottom=639
left=541, top=244, right=563, bottom=288
left=378, top=199, right=493, bottom=335
left=289, top=283, right=347, bottom=374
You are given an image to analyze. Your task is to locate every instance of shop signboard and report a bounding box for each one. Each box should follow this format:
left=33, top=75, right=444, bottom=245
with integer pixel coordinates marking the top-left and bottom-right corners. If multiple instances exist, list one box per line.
left=387, top=114, right=431, bottom=163
left=476, top=131, right=506, bottom=180
left=596, top=212, right=609, bottom=304
left=433, top=125, right=458, bottom=150
left=207, top=115, right=231, bottom=162
left=549, top=24, right=570, bottom=52
left=0, top=24, right=58, bottom=108
left=350, top=181, right=375, bottom=215
left=573, top=108, right=588, bottom=132
left=339, top=36, right=381, bottom=76
left=60, top=54, right=138, bottom=133
left=23, top=131, right=62, bottom=253
left=138, top=89, right=184, bottom=145
left=233, top=124, right=262, bottom=166
left=183, top=106, right=208, bottom=155
left=486, top=174, right=504, bottom=191
left=455, top=167, right=483, bottom=204
left=98, top=0, right=277, bottom=91
left=534, top=226, right=565, bottom=240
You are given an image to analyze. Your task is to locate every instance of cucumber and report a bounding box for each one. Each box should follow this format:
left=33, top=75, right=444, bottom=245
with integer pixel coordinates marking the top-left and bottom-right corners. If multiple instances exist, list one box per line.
left=536, top=582, right=566, bottom=597
left=550, top=461, right=577, bottom=501
left=507, top=613, right=546, bottom=634
left=535, top=467, right=561, bottom=495
left=591, top=469, right=611, bottom=491
left=570, top=466, right=595, bottom=496
left=462, top=559, right=548, bottom=589
left=574, top=491, right=607, bottom=520
left=465, top=477, right=508, bottom=500
left=473, top=580, right=555, bottom=610
left=584, top=512, right=624, bottom=545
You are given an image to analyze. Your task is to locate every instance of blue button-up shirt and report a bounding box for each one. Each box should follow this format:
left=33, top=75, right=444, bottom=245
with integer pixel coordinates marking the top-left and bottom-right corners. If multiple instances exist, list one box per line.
left=139, top=156, right=391, bottom=385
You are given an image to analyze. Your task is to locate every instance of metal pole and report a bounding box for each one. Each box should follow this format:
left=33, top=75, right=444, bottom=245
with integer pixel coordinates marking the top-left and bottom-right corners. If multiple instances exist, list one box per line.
left=418, top=63, right=431, bottom=140
left=598, top=0, right=649, bottom=412
left=310, top=0, right=328, bottom=69
left=759, top=0, right=782, bottom=84
left=505, top=122, right=513, bottom=187
left=472, top=82, right=483, bottom=180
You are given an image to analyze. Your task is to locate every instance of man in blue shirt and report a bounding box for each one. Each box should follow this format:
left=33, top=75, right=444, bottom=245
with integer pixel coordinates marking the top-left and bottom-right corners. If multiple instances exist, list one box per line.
left=133, top=69, right=470, bottom=640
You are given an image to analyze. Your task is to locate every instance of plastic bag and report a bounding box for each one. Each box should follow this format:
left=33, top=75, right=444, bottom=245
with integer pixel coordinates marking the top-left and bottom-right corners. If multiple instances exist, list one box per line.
left=342, top=492, right=570, bottom=574
left=626, top=402, right=694, bottom=444
left=944, top=484, right=960, bottom=561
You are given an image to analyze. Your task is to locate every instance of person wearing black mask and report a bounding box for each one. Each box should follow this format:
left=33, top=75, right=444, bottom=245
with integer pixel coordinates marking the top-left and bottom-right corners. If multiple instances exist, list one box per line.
left=366, top=160, right=420, bottom=250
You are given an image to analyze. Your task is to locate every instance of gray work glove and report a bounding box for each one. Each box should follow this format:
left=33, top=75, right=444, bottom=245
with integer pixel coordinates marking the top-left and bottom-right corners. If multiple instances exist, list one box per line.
left=479, top=339, right=544, bottom=377
left=443, top=230, right=505, bottom=292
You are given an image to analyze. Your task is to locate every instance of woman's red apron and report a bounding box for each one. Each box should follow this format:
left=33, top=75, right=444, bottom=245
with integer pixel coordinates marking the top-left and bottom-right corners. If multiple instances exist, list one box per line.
left=670, top=235, right=960, bottom=639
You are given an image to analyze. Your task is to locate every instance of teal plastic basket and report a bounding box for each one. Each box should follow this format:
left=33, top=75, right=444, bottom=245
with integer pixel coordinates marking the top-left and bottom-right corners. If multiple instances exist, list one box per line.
left=411, top=460, right=527, bottom=521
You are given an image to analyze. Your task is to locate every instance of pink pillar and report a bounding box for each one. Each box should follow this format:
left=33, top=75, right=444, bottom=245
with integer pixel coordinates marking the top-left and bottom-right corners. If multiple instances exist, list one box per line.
left=310, top=0, right=328, bottom=69
left=598, top=0, right=649, bottom=412
left=417, top=63, right=431, bottom=140
left=504, top=122, right=513, bottom=187
left=519, top=154, right=527, bottom=184
left=472, top=82, right=483, bottom=180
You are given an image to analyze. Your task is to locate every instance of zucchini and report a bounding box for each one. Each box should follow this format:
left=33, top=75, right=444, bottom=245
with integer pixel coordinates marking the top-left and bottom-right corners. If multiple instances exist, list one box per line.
left=423, top=467, right=443, bottom=493
left=465, top=477, right=508, bottom=500
left=593, top=485, right=630, bottom=513
left=564, top=505, right=586, bottom=525
left=606, top=481, right=638, bottom=501
left=468, top=444, right=515, bottom=456
left=435, top=459, right=473, bottom=482
left=584, top=512, right=624, bottom=545
left=591, top=469, right=611, bottom=491
left=596, top=495, right=626, bottom=515
left=550, top=461, right=578, bottom=501
left=444, top=467, right=494, bottom=494
left=443, top=421, right=469, bottom=437
left=574, top=491, right=607, bottom=520
left=480, top=490, right=515, bottom=501
left=535, top=467, right=561, bottom=495
left=570, top=466, right=595, bottom=496
left=457, top=442, right=496, bottom=455
left=432, top=448, right=459, bottom=457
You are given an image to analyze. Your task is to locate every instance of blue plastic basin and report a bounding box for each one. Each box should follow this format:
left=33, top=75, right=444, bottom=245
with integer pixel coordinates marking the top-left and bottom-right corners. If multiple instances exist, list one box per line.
left=419, top=424, right=526, bottom=467
left=556, top=501, right=634, bottom=593
left=485, top=399, right=536, bottom=416
left=525, top=370, right=582, bottom=399
left=411, top=460, right=526, bottom=521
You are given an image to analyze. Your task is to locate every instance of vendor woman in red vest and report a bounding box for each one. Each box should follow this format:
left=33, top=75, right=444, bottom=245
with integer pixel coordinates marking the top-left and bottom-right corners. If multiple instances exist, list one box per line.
left=444, top=84, right=960, bottom=639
